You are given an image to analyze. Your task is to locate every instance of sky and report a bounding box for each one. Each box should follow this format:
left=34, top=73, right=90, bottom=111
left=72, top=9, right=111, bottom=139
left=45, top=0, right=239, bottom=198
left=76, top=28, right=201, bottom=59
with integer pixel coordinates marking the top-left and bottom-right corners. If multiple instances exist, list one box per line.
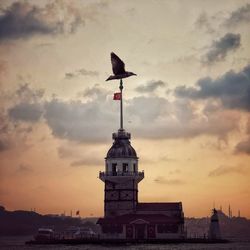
left=0, top=0, right=250, bottom=218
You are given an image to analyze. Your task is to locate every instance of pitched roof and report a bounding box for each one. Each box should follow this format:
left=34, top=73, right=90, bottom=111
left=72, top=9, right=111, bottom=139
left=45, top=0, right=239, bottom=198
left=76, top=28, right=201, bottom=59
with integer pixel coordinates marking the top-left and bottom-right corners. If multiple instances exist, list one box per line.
left=137, top=202, right=182, bottom=211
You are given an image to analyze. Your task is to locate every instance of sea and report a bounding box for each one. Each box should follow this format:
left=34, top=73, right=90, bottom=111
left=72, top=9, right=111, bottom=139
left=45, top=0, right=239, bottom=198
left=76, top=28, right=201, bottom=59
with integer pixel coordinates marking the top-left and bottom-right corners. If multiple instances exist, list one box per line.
left=1, top=237, right=250, bottom=250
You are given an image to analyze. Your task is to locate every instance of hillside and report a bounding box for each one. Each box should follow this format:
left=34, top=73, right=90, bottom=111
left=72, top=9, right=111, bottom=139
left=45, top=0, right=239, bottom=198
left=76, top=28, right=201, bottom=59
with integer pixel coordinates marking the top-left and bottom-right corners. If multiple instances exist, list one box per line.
left=0, top=206, right=98, bottom=236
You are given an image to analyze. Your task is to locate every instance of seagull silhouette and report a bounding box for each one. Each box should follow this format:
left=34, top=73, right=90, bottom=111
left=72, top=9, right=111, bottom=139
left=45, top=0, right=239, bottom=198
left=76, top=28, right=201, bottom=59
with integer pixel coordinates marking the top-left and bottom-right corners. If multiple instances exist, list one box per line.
left=106, top=52, right=136, bottom=81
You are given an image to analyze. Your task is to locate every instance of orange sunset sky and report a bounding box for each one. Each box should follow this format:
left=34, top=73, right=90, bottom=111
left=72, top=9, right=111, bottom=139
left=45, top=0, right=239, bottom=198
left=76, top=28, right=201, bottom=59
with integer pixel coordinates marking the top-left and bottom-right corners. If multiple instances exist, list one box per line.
left=0, top=0, right=250, bottom=218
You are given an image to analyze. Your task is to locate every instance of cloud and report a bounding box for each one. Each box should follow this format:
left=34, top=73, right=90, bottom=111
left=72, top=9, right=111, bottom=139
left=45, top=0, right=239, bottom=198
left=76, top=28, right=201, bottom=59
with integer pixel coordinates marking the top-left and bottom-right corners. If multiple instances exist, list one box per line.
left=65, top=68, right=99, bottom=79
left=135, top=80, right=166, bottom=93
left=0, top=116, right=34, bottom=153
left=0, top=1, right=85, bottom=40
left=44, top=89, right=116, bottom=142
left=0, top=2, right=54, bottom=40
left=235, top=118, right=250, bottom=155
left=4, top=85, right=114, bottom=145
left=224, top=4, right=250, bottom=27
left=78, top=68, right=99, bottom=77
left=57, top=145, right=103, bottom=166
left=0, top=85, right=44, bottom=152
left=36, top=43, right=54, bottom=48
left=70, top=158, right=102, bottom=167
left=168, top=169, right=180, bottom=175
left=17, top=164, right=33, bottom=173
left=195, top=12, right=215, bottom=34
left=126, top=96, right=169, bottom=123
left=8, top=84, right=44, bottom=122
left=57, top=146, right=78, bottom=159
left=127, top=97, right=239, bottom=141
left=0, top=111, right=13, bottom=152
left=0, top=60, right=7, bottom=76
left=175, top=64, right=250, bottom=111
left=8, top=102, right=43, bottom=122
left=202, top=33, right=241, bottom=65
left=0, top=139, right=10, bottom=152
left=235, top=138, right=250, bottom=155
left=160, top=155, right=176, bottom=162
left=81, top=85, right=110, bottom=99
left=15, top=83, right=44, bottom=102
left=42, top=86, right=240, bottom=143
left=65, top=73, right=75, bottom=79
left=209, top=165, right=246, bottom=177
left=154, top=176, right=185, bottom=185
left=3, top=84, right=240, bottom=145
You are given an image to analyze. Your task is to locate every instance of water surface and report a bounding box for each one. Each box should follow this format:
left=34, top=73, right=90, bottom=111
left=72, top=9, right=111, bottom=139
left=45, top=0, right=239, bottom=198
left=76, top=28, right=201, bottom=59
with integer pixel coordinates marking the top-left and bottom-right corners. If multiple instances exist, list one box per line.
left=1, top=236, right=250, bottom=250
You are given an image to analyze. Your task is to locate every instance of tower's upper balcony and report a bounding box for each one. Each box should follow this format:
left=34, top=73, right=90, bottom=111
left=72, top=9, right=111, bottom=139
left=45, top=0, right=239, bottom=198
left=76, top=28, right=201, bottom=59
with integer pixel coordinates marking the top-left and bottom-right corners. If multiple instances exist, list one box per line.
left=99, top=170, right=144, bottom=183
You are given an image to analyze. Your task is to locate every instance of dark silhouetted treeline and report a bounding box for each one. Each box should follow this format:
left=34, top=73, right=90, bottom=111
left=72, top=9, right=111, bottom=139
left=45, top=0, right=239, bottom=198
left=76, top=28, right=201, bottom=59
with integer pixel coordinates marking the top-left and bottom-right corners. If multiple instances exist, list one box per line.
left=0, top=206, right=99, bottom=236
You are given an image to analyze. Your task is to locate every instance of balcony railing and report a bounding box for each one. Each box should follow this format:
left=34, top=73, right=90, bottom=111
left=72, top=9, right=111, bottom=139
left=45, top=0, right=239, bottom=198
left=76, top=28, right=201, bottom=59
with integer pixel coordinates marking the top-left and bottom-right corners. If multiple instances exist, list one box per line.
left=112, top=130, right=131, bottom=140
left=99, top=171, right=144, bottom=178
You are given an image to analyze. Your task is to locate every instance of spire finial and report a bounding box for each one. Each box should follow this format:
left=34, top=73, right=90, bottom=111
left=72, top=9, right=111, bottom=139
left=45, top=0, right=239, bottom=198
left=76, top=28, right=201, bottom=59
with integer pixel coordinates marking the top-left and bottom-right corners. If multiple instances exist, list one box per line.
left=106, top=52, right=136, bottom=130
left=119, top=79, right=124, bottom=130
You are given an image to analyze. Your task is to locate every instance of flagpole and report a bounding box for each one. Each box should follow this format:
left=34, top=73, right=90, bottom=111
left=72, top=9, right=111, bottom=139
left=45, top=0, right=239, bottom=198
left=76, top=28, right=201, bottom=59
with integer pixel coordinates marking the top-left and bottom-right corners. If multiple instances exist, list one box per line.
left=119, top=79, right=123, bottom=130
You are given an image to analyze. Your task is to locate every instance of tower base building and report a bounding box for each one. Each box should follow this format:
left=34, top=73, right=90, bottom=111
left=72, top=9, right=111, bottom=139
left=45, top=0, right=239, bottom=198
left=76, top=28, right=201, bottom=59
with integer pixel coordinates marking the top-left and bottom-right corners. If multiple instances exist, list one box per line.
left=97, top=129, right=185, bottom=240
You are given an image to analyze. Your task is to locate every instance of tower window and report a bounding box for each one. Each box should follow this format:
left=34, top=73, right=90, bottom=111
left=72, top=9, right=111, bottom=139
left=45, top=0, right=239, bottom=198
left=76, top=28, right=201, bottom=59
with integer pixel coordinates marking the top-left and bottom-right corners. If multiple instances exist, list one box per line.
left=133, top=163, right=136, bottom=172
left=123, top=163, right=128, bottom=172
left=112, top=163, right=117, bottom=175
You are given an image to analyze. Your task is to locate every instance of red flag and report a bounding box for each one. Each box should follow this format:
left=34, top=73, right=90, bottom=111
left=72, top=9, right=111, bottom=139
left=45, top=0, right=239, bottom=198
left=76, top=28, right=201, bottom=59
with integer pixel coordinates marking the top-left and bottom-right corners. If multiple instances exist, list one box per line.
left=76, top=210, right=80, bottom=215
left=113, top=92, right=121, bottom=100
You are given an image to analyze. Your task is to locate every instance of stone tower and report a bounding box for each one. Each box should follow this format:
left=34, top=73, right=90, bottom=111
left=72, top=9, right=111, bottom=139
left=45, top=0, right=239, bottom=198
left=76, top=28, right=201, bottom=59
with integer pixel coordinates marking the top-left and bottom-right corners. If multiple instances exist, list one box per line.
left=97, top=55, right=185, bottom=240
left=99, top=128, right=144, bottom=217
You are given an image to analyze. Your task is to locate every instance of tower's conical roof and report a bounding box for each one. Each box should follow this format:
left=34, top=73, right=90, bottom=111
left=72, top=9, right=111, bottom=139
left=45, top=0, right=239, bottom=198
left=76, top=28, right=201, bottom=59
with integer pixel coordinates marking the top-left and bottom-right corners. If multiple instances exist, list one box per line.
left=106, top=129, right=137, bottom=159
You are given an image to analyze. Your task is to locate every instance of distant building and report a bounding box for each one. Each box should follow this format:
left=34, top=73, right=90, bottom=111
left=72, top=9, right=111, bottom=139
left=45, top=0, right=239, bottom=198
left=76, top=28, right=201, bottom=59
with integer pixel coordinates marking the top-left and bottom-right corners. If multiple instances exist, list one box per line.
left=208, top=208, right=221, bottom=239
left=97, top=129, right=185, bottom=240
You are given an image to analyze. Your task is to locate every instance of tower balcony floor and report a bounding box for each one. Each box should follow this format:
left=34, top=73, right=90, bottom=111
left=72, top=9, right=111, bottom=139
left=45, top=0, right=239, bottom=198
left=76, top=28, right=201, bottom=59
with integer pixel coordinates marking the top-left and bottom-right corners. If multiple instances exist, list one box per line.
left=99, top=171, right=144, bottom=183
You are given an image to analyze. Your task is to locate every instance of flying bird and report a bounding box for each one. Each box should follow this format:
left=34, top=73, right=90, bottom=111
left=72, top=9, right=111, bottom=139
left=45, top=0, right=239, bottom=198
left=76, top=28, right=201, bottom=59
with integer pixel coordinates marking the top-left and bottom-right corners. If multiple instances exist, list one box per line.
left=106, top=52, right=136, bottom=81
